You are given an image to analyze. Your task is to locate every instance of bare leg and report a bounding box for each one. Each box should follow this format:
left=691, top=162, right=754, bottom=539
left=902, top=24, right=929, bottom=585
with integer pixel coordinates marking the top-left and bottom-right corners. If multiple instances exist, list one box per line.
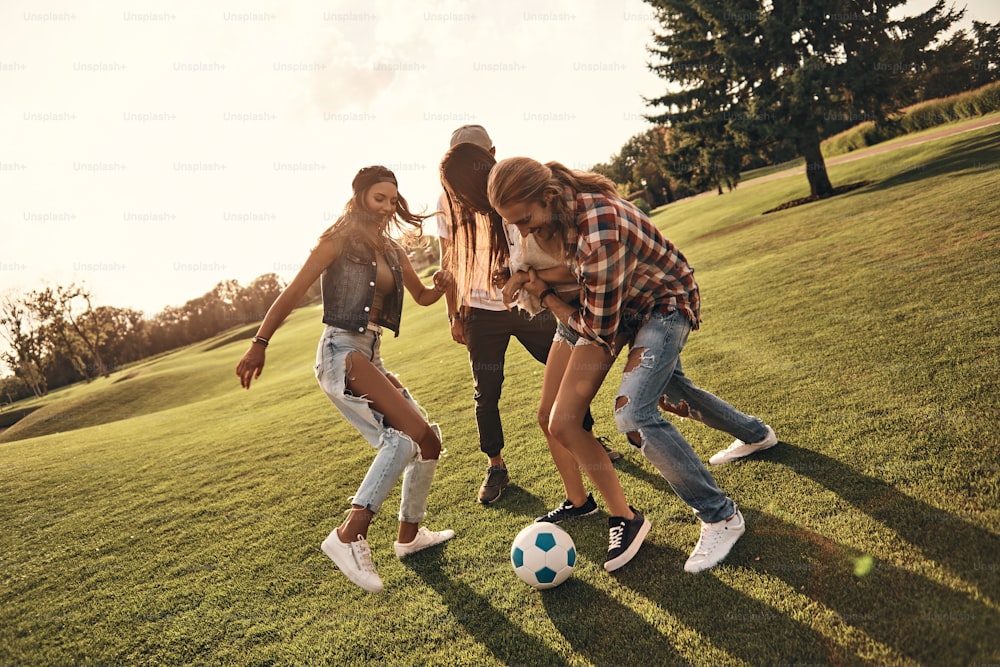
left=539, top=340, right=589, bottom=506
left=343, top=352, right=441, bottom=544
left=549, top=343, right=633, bottom=519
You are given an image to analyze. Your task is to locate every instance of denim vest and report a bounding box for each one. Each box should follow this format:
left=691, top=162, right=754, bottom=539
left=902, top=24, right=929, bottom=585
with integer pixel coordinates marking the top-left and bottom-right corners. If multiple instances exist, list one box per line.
left=321, top=236, right=404, bottom=336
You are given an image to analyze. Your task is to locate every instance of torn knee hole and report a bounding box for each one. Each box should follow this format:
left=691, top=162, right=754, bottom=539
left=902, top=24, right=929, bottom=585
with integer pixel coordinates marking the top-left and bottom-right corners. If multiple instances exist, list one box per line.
left=626, top=431, right=642, bottom=447
left=623, top=347, right=647, bottom=373
left=615, top=395, right=629, bottom=411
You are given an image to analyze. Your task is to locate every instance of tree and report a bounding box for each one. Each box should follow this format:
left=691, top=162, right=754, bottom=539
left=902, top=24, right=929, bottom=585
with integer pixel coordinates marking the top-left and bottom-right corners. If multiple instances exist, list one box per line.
left=644, top=0, right=964, bottom=198
left=31, top=284, right=114, bottom=379
left=0, top=294, right=48, bottom=397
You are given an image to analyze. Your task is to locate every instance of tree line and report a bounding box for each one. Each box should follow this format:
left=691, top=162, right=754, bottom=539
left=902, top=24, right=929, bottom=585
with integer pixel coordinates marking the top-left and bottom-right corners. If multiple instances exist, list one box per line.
left=595, top=0, right=999, bottom=206
left=0, top=275, right=288, bottom=403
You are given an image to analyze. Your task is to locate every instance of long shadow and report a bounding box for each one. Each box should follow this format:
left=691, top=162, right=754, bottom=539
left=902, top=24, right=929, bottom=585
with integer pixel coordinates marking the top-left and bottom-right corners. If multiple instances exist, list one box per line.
left=406, top=555, right=687, bottom=666
left=619, top=508, right=999, bottom=666
left=539, top=575, right=691, bottom=667
left=860, top=131, right=1000, bottom=193
left=614, top=540, right=832, bottom=665
left=758, top=442, right=1000, bottom=602
left=742, top=507, right=1000, bottom=666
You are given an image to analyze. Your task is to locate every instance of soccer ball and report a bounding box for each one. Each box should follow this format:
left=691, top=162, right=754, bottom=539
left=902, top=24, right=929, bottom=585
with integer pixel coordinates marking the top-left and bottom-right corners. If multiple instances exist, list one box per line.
left=510, top=522, right=576, bottom=590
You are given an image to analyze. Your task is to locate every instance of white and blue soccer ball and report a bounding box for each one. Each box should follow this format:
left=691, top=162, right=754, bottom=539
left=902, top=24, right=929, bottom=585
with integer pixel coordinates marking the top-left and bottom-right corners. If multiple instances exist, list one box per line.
left=510, top=522, right=576, bottom=590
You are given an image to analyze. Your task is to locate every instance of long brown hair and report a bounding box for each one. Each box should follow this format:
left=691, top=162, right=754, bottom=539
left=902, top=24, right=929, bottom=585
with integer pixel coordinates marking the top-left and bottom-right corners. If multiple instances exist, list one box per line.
left=439, top=144, right=510, bottom=301
left=487, top=157, right=616, bottom=258
left=320, top=165, right=429, bottom=250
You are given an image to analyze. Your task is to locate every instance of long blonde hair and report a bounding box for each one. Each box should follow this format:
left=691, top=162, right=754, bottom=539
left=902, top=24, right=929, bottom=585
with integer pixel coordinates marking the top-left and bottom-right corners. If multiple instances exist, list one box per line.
left=487, top=157, right=617, bottom=258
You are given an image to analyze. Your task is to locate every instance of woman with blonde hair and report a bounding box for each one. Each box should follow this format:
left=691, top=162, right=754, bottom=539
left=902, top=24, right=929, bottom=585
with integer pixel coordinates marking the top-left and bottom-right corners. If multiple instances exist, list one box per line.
left=487, top=157, right=777, bottom=573
left=236, top=166, right=455, bottom=593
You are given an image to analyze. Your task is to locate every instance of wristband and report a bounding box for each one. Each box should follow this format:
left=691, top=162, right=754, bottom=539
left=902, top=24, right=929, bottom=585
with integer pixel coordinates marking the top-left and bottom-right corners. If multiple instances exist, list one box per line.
left=251, top=335, right=270, bottom=347
left=538, top=288, right=557, bottom=305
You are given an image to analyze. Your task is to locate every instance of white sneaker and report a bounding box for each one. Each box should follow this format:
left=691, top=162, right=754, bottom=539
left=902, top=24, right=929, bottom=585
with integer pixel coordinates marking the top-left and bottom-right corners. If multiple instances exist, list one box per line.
left=393, top=526, right=455, bottom=559
left=684, top=507, right=746, bottom=573
left=709, top=425, right=777, bottom=465
left=321, top=531, right=384, bottom=593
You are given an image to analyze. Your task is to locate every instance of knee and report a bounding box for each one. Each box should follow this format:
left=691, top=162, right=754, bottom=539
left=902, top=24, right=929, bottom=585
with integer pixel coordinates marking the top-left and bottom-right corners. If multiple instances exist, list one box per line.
left=615, top=395, right=644, bottom=446
left=416, top=423, right=441, bottom=460
left=535, top=407, right=552, bottom=436
left=547, top=411, right=580, bottom=444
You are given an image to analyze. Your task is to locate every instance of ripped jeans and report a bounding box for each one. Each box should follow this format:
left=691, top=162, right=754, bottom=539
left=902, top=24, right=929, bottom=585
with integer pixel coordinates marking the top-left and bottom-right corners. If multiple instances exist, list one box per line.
left=314, top=324, right=440, bottom=524
left=613, top=311, right=768, bottom=524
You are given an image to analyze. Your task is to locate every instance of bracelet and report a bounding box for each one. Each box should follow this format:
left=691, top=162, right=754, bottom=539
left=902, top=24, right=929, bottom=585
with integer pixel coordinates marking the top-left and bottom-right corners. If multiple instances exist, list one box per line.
left=448, top=313, right=465, bottom=324
left=538, top=288, right=557, bottom=305
left=251, top=335, right=270, bottom=347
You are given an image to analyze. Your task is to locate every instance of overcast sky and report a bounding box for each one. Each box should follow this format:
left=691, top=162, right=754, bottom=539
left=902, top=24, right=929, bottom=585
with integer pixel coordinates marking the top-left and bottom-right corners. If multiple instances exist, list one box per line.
left=2, top=0, right=997, bottom=321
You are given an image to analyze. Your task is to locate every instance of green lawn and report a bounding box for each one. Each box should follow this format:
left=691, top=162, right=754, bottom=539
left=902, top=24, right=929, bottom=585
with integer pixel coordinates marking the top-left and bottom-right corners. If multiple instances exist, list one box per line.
left=2, top=119, right=998, bottom=666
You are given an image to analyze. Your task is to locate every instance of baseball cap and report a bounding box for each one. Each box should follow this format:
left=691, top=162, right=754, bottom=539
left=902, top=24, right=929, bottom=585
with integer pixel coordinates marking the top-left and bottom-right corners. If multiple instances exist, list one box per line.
left=449, top=124, right=493, bottom=150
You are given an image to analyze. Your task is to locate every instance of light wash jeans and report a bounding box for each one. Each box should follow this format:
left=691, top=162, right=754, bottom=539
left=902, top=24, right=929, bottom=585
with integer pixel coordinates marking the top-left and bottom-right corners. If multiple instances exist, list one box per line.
left=611, top=311, right=768, bottom=524
left=314, top=325, right=439, bottom=524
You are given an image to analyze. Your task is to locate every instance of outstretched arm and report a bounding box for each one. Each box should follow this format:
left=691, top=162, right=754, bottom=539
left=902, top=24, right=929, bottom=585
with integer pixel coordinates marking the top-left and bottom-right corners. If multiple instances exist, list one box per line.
left=236, top=238, right=339, bottom=389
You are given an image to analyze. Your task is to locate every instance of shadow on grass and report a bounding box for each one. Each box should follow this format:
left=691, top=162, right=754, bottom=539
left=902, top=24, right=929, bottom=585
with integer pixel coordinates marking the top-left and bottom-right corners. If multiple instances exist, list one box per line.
left=861, top=131, right=1000, bottom=193
left=743, top=506, right=1000, bottom=666
left=759, top=442, right=1000, bottom=602
left=407, top=551, right=690, bottom=666
left=616, top=541, right=830, bottom=665
left=540, top=575, right=691, bottom=667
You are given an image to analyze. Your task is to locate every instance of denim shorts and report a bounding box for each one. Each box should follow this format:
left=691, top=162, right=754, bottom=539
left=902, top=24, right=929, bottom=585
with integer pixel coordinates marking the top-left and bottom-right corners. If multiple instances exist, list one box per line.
left=314, top=324, right=393, bottom=447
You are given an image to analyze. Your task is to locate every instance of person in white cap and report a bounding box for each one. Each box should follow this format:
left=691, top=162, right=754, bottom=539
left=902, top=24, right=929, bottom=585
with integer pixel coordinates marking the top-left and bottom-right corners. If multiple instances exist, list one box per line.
left=436, top=125, right=620, bottom=506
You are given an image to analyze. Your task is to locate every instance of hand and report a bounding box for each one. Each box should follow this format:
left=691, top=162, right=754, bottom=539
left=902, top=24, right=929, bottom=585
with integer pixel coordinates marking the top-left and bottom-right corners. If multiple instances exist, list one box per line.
left=520, top=268, right=550, bottom=299
left=449, top=318, right=467, bottom=345
left=502, top=270, right=530, bottom=305
left=236, top=345, right=266, bottom=389
left=491, top=267, right=511, bottom=289
left=432, top=268, right=453, bottom=292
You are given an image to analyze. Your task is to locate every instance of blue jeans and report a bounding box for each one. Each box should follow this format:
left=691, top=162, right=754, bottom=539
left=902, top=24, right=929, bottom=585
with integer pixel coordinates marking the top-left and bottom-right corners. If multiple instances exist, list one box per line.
left=314, top=325, right=439, bottom=523
left=613, top=311, right=768, bottom=524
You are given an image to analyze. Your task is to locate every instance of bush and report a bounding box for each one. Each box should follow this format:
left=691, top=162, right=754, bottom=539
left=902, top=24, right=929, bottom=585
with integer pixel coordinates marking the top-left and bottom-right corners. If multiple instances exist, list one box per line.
left=822, top=81, right=1000, bottom=157
left=631, top=197, right=651, bottom=214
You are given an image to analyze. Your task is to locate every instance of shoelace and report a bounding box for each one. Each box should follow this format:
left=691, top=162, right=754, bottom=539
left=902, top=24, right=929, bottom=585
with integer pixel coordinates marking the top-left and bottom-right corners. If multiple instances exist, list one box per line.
left=352, top=536, right=377, bottom=574
left=692, top=520, right=733, bottom=555
left=608, top=523, right=625, bottom=551
left=545, top=501, right=573, bottom=520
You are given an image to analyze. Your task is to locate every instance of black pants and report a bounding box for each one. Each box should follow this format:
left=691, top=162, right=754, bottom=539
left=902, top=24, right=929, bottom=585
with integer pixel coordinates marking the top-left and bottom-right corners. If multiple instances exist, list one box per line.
left=464, top=307, right=593, bottom=458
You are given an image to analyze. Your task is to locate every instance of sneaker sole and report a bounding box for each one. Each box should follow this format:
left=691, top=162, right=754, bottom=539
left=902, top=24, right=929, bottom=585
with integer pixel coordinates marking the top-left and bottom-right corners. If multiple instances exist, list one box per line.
left=478, top=483, right=508, bottom=505
left=709, top=440, right=778, bottom=465
left=321, top=537, right=384, bottom=593
left=604, top=517, right=651, bottom=572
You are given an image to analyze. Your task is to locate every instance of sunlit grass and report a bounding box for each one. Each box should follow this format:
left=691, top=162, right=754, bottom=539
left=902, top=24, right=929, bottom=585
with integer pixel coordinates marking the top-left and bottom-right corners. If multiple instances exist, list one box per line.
left=1, top=118, right=998, bottom=666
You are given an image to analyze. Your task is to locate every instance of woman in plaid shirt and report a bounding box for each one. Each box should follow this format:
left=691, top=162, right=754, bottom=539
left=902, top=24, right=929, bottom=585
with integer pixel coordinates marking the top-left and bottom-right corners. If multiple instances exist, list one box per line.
left=487, top=157, right=778, bottom=573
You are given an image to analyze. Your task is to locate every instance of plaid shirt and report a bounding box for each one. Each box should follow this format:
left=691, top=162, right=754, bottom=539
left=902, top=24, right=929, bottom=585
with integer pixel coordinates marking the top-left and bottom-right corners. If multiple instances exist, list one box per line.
left=566, top=189, right=701, bottom=351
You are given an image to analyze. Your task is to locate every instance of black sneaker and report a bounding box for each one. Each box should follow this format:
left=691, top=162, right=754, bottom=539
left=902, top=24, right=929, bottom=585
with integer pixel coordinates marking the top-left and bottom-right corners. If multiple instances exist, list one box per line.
left=605, top=507, right=651, bottom=572
left=597, top=437, right=622, bottom=463
left=535, top=493, right=599, bottom=523
left=477, top=465, right=509, bottom=505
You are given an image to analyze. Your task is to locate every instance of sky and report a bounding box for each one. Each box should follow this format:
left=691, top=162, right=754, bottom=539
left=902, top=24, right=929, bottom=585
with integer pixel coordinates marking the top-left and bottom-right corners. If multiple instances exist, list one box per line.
left=2, top=0, right=998, bottom=322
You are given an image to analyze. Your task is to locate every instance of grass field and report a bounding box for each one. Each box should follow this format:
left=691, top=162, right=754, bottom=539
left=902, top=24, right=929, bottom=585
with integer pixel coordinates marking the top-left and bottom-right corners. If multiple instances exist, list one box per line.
left=2, top=119, right=998, bottom=666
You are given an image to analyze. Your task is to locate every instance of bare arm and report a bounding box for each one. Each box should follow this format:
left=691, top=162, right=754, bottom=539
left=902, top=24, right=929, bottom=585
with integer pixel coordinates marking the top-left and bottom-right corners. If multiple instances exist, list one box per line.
left=439, top=236, right=466, bottom=345
left=235, top=239, right=339, bottom=389
left=401, top=250, right=450, bottom=307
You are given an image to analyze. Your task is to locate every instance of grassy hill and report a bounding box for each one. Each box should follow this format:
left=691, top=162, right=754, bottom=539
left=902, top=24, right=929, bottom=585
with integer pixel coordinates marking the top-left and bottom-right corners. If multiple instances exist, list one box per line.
left=1, top=119, right=998, bottom=666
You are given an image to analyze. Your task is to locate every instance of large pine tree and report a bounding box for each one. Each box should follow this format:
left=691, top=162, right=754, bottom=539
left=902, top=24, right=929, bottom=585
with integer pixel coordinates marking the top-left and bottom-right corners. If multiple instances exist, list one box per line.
left=644, top=0, right=963, bottom=198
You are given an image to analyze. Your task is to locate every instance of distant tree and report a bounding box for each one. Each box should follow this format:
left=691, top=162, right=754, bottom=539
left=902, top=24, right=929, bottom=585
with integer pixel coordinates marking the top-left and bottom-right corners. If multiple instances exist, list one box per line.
left=644, top=0, right=965, bottom=198
left=593, top=127, right=677, bottom=206
left=0, top=294, right=48, bottom=397
left=31, top=284, right=113, bottom=379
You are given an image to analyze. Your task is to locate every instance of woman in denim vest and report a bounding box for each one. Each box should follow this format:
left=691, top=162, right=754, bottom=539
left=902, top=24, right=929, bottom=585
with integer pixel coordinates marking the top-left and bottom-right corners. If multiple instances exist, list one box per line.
left=236, top=166, right=455, bottom=593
